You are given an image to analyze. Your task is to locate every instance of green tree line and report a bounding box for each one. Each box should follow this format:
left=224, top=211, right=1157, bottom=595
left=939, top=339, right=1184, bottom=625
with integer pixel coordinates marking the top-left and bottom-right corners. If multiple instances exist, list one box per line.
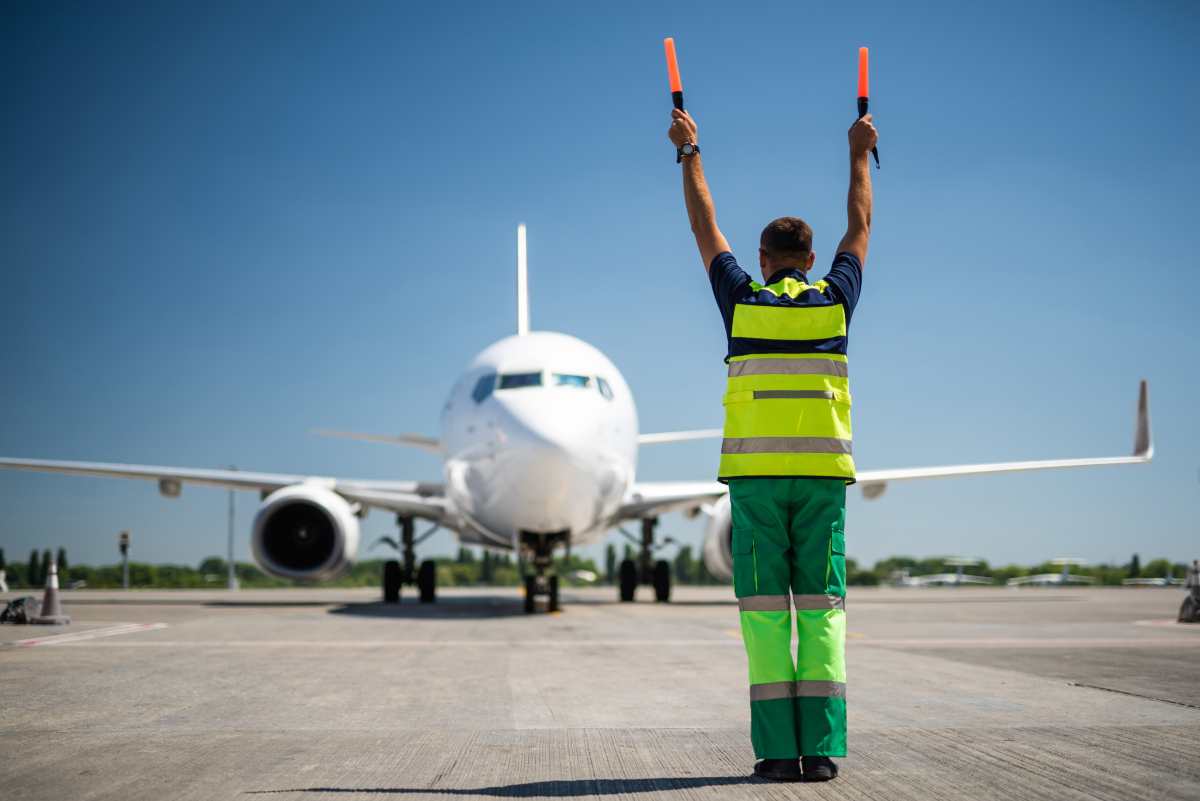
left=0, top=545, right=1188, bottom=590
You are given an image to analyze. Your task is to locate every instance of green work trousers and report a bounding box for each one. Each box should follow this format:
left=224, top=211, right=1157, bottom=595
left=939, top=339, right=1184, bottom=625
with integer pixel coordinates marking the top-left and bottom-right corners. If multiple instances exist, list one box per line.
left=729, top=477, right=847, bottom=758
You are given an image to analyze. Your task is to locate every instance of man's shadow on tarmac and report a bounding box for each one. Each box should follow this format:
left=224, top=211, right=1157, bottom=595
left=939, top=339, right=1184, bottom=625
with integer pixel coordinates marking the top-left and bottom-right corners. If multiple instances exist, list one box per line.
left=246, top=776, right=759, bottom=796
left=328, top=594, right=530, bottom=620
left=328, top=594, right=738, bottom=619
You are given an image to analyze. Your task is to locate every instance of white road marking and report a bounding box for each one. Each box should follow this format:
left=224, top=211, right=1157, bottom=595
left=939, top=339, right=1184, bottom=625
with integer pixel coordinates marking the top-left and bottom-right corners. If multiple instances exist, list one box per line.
left=8, top=622, right=167, bottom=648
left=31, top=637, right=746, bottom=648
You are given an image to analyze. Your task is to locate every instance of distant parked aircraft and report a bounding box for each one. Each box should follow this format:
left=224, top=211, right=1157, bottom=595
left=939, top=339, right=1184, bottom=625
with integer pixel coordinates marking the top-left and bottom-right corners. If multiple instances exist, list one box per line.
left=1007, top=558, right=1096, bottom=587
left=908, top=558, right=994, bottom=587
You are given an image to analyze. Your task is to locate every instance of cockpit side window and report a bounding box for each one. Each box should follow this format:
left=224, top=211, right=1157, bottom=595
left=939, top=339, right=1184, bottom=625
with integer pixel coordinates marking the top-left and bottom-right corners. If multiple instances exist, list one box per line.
left=498, top=372, right=543, bottom=390
left=553, top=373, right=591, bottom=388
left=596, top=376, right=614, bottom=400
left=472, top=373, right=497, bottom=403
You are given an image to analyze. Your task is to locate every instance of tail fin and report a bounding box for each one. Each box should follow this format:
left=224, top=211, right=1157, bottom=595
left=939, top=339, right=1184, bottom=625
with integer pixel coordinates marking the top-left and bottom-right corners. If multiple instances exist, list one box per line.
left=517, top=223, right=529, bottom=336
left=1133, top=379, right=1152, bottom=458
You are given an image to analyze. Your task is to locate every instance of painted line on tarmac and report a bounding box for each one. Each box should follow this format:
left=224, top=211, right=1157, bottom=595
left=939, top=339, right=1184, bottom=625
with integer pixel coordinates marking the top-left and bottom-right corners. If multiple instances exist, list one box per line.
left=856, top=636, right=1200, bottom=649
left=33, top=637, right=747, bottom=648
left=1134, top=618, right=1200, bottom=630
left=5, top=622, right=167, bottom=648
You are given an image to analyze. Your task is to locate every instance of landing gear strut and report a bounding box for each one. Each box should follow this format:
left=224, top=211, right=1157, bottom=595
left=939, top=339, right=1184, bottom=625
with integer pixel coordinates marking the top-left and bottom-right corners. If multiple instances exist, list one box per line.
left=521, top=531, right=565, bottom=614
left=618, top=517, right=671, bottom=603
left=382, top=516, right=438, bottom=604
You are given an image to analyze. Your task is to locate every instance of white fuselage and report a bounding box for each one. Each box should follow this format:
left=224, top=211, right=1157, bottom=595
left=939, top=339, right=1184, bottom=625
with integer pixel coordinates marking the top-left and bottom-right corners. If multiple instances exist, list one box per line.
left=439, top=331, right=638, bottom=550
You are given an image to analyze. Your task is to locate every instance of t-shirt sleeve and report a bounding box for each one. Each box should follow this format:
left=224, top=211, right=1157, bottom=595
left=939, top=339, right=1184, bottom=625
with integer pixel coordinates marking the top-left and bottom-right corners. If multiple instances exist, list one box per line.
left=708, top=251, right=752, bottom=335
left=821, top=251, right=863, bottom=323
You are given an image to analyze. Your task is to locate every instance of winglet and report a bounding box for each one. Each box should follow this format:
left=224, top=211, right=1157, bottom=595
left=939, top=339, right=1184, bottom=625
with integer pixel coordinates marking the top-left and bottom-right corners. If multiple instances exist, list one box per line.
left=1133, top=379, right=1152, bottom=459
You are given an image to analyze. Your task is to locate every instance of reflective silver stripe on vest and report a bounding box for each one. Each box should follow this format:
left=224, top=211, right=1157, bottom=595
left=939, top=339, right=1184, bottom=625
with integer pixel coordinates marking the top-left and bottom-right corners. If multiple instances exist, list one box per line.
left=750, top=681, right=847, bottom=701
left=721, top=437, right=853, bottom=455
left=792, top=594, right=845, bottom=611
left=738, top=595, right=791, bottom=612
left=753, top=390, right=835, bottom=400
left=795, top=681, right=847, bottom=699
left=728, top=359, right=849, bottom=378
left=749, top=682, right=795, bottom=702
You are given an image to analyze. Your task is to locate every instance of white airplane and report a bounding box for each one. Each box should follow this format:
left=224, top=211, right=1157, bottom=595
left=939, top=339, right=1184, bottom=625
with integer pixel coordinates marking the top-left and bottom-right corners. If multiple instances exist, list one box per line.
left=1007, top=557, right=1097, bottom=587
left=907, top=558, right=995, bottom=587
left=1122, top=570, right=1185, bottom=587
left=0, top=226, right=1155, bottom=612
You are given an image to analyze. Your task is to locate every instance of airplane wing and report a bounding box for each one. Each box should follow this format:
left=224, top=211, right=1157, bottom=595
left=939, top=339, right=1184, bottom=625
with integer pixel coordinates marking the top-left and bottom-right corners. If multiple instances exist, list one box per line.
left=614, top=480, right=727, bottom=521
left=617, top=380, right=1152, bottom=519
left=312, top=430, right=441, bottom=454
left=856, top=380, right=1151, bottom=498
left=0, top=457, right=447, bottom=520
left=637, top=429, right=722, bottom=446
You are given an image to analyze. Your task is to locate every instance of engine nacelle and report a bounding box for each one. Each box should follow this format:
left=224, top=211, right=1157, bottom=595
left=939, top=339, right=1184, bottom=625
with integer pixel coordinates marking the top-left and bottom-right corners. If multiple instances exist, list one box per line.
left=251, top=484, right=360, bottom=581
left=701, top=493, right=734, bottom=582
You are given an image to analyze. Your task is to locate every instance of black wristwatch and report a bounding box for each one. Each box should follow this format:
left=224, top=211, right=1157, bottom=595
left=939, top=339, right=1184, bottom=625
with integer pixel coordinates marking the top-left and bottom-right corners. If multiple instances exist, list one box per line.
left=676, top=142, right=699, bottom=163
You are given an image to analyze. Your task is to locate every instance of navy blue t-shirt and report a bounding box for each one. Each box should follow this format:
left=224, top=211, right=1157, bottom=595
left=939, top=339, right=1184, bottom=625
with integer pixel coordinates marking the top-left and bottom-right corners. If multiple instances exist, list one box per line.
left=709, top=251, right=862, bottom=361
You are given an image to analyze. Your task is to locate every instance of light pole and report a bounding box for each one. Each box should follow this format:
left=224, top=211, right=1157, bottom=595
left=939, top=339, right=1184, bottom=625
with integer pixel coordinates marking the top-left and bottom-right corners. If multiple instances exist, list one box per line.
left=118, top=530, right=130, bottom=590
left=227, top=466, right=239, bottom=590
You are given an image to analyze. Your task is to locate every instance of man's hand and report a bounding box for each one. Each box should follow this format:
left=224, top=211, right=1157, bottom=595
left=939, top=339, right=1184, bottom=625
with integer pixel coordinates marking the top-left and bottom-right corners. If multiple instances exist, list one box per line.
left=848, top=113, right=878, bottom=159
left=668, top=109, right=698, bottom=148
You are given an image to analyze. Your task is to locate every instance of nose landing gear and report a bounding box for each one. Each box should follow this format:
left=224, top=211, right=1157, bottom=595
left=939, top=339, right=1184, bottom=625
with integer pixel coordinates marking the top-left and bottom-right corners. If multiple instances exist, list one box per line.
left=381, top=516, right=439, bottom=604
left=618, top=517, right=672, bottom=603
left=520, top=530, right=566, bottom=614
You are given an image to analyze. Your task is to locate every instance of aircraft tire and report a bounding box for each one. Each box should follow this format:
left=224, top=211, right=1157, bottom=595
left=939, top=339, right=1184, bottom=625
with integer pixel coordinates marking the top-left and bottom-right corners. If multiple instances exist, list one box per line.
left=523, top=576, right=536, bottom=614
left=547, top=575, right=560, bottom=613
left=653, top=559, right=671, bottom=603
left=417, top=559, right=437, bottom=603
left=1180, top=596, right=1199, bottom=624
left=618, top=559, right=637, bottom=602
left=383, top=560, right=402, bottom=604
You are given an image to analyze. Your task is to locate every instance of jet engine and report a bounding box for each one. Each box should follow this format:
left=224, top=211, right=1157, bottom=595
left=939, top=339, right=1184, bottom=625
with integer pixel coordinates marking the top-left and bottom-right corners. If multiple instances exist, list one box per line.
left=701, top=493, right=734, bottom=582
left=251, top=484, right=360, bottom=581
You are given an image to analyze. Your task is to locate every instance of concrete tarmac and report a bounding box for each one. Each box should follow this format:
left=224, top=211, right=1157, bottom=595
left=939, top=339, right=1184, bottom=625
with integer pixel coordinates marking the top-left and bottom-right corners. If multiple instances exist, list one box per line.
left=1, top=585, right=1198, bottom=800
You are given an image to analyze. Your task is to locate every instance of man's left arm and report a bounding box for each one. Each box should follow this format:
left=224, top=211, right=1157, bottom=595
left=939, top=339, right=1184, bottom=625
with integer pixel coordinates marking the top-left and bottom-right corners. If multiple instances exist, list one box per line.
left=668, top=109, right=730, bottom=274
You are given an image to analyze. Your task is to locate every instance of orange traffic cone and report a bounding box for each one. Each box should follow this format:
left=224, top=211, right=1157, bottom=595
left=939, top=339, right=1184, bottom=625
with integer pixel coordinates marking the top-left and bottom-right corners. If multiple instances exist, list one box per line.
left=31, top=560, right=70, bottom=625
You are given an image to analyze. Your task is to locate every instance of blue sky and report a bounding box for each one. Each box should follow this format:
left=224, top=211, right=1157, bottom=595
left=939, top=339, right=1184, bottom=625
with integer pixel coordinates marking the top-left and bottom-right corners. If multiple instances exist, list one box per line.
left=2, top=0, right=1197, bottom=571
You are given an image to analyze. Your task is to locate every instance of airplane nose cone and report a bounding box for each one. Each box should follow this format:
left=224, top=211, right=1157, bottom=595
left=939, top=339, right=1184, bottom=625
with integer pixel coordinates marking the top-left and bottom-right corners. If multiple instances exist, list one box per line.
left=494, top=392, right=597, bottom=454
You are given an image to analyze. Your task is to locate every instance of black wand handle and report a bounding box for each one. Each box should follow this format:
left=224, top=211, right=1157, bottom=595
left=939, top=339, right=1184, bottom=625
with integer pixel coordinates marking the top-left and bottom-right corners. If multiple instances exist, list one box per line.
left=857, top=97, right=880, bottom=168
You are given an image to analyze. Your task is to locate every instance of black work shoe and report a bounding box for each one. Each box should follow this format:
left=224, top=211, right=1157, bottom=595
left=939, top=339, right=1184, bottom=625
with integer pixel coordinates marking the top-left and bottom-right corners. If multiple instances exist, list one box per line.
left=753, top=759, right=802, bottom=782
left=801, top=755, right=839, bottom=782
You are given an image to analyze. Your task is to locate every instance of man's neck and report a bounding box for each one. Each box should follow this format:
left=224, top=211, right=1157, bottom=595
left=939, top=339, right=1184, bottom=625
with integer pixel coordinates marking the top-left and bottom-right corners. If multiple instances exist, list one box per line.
left=764, top=265, right=809, bottom=284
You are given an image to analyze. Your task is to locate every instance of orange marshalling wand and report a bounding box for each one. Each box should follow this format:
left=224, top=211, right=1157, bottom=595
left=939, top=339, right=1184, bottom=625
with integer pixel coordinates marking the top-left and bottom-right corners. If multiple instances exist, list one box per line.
left=856, top=47, right=879, bottom=168
left=664, top=37, right=684, bottom=110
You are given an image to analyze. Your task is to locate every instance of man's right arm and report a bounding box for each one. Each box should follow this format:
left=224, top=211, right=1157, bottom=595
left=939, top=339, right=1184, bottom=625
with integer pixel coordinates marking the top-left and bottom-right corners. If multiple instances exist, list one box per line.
left=668, top=109, right=730, bottom=273
left=836, top=114, right=878, bottom=267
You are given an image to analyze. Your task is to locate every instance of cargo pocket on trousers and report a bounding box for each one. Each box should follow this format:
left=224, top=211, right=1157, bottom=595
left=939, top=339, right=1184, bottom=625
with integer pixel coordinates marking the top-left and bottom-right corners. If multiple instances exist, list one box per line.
left=828, top=512, right=847, bottom=595
left=731, top=525, right=757, bottom=597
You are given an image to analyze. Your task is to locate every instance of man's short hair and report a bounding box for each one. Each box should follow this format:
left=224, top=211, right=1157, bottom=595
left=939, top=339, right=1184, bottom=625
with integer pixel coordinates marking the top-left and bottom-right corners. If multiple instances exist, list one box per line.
left=760, top=217, right=813, bottom=261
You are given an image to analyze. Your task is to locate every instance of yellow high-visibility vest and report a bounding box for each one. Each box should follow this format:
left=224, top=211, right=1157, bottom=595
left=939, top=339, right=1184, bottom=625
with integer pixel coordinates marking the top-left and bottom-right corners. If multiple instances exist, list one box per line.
left=719, top=276, right=855, bottom=482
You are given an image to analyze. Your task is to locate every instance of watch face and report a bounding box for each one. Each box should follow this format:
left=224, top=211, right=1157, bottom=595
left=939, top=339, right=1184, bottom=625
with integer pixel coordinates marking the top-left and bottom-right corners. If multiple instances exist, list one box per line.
left=682, top=144, right=695, bottom=155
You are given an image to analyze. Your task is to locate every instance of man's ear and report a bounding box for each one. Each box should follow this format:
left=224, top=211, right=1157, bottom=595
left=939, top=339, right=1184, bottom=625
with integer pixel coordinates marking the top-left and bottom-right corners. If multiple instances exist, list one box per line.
left=758, top=248, right=768, bottom=275
left=806, top=251, right=816, bottom=271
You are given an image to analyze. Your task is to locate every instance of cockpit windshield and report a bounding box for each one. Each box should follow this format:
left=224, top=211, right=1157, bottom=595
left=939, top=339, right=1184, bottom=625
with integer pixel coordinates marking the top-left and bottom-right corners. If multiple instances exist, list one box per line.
left=498, top=372, right=543, bottom=390
left=553, top=373, right=591, bottom=388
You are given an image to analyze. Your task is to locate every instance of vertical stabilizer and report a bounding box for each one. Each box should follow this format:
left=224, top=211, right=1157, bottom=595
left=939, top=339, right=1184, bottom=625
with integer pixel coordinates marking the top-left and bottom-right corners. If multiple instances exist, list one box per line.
left=516, top=224, right=529, bottom=336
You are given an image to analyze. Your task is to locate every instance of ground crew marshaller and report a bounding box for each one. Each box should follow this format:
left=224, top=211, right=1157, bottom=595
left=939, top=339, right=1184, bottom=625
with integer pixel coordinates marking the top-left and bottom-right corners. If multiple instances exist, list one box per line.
left=668, top=108, right=877, bottom=783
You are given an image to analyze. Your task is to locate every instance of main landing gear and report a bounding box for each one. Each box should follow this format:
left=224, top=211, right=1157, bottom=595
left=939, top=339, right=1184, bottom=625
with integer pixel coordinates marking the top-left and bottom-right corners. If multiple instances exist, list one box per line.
left=382, top=516, right=438, bottom=604
left=521, top=531, right=566, bottom=614
left=618, top=517, right=671, bottom=604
